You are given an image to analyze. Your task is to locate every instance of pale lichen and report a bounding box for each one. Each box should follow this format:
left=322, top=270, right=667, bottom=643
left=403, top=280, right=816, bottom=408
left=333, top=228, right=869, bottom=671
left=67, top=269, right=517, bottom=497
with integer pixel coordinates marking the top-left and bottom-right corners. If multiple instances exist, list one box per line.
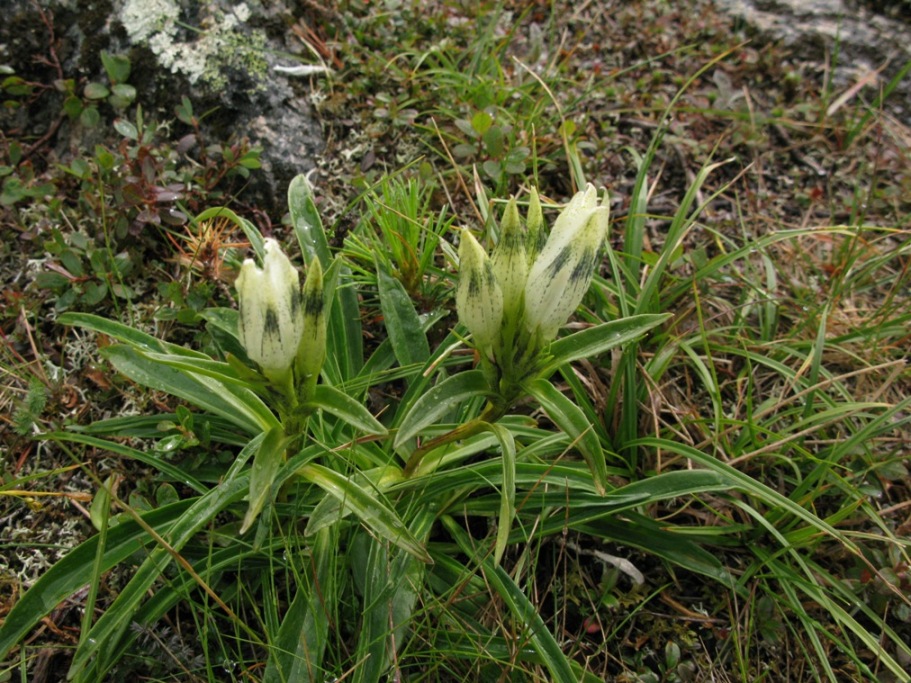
left=117, top=0, right=268, bottom=92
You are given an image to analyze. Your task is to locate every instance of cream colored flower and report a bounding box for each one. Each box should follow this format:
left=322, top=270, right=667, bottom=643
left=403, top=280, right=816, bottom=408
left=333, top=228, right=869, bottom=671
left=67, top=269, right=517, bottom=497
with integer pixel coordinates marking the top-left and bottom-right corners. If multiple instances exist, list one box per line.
left=456, top=229, right=503, bottom=359
left=490, top=198, right=527, bottom=326
left=523, top=185, right=609, bottom=341
left=236, top=239, right=304, bottom=383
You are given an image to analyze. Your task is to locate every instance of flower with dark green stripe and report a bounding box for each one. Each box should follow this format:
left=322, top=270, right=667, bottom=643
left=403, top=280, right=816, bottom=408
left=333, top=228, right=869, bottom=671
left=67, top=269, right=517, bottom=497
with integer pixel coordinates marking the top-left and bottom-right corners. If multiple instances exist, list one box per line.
left=236, top=239, right=304, bottom=384
left=523, top=184, right=609, bottom=342
left=490, top=197, right=527, bottom=327
left=456, top=229, right=503, bottom=360
left=296, top=257, right=326, bottom=384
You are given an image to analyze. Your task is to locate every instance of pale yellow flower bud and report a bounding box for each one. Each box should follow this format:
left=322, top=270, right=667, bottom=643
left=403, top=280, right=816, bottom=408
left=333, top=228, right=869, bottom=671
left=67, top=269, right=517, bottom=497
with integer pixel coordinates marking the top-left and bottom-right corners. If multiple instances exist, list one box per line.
left=490, top=198, right=527, bottom=325
left=525, top=186, right=544, bottom=264
left=296, top=257, right=326, bottom=382
left=456, top=229, right=503, bottom=358
left=523, top=185, right=609, bottom=342
left=236, top=239, right=304, bottom=383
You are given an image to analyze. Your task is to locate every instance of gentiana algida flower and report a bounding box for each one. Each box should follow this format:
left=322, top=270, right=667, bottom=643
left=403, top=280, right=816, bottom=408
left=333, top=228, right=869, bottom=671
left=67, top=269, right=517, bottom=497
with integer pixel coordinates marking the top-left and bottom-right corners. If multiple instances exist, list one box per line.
left=456, top=183, right=609, bottom=399
left=236, top=238, right=325, bottom=395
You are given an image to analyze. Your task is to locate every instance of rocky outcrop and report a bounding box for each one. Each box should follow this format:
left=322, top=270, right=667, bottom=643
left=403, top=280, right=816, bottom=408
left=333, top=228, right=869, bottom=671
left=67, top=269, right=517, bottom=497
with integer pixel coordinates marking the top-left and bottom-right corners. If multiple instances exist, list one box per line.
left=714, top=0, right=911, bottom=124
left=2, top=0, right=325, bottom=212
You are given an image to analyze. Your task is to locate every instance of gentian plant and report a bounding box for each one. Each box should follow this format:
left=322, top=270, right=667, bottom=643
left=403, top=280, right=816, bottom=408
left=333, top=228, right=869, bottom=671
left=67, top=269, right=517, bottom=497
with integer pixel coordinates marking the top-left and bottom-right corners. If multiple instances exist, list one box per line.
left=396, top=185, right=668, bottom=490
left=0, top=176, right=675, bottom=683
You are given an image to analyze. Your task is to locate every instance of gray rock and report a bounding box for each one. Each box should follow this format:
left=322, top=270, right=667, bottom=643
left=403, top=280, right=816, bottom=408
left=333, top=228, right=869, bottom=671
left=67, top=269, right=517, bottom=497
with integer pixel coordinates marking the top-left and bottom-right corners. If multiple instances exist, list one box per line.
left=2, top=0, right=325, bottom=212
left=714, top=0, right=911, bottom=124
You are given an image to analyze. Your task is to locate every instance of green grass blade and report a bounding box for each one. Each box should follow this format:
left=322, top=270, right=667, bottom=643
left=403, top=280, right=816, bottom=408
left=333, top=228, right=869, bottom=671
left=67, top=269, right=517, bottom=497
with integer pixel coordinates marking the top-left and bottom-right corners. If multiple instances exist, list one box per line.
left=631, top=437, right=855, bottom=549
left=479, top=422, right=516, bottom=565
left=263, top=527, right=337, bottom=683
left=195, top=206, right=265, bottom=257
left=67, top=471, right=254, bottom=680
left=443, top=516, right=577, bottom=683
left=352, top=509, right=436, bottom=683
left=299, top=464, right=431, bottom=563
left=394, top=369, right=490, bottom=448
left=43, top=431, right=208, bottom=493
left=525, top=378, right=607, bottom=494
left=636, top=159, right=729, bottom=314
left=0, top=500, right=192, bottom=661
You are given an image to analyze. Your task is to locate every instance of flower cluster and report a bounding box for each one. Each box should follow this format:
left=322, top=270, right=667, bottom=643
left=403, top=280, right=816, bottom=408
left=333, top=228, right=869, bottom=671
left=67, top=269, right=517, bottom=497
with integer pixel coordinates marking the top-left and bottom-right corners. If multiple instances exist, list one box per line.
left=456, top=184, right=609, bottom=373
left=235, top=238, right=325, bottom=391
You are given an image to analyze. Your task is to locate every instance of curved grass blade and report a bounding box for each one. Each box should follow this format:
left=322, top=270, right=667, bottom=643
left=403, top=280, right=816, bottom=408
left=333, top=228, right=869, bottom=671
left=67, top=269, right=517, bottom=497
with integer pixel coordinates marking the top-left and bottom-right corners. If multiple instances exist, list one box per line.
left=631, top=437, right=857, bottom=551
left=67, top=440, right=260, bottom=680
left=42, top=431, right=208, bottom=494
left=479, top=421, right=516, bottom=565
left=299, top=463, right=431, bottom=563
left=525, top=378, right=607, bottom=494
left=394, top=369, right=490, bottom=448
left=0, top=500, right=192, bottom=662
left=195, top=205, right=265, bottom=257
left=306, top=467, right=403, bottom=537
left=442, top=516, right=576, bottom=683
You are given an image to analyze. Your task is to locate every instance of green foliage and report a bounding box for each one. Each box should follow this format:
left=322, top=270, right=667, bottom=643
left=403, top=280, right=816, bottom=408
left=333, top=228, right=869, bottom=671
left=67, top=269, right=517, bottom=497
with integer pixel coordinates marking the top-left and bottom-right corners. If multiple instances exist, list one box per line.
left=4, top=2, right=911, bottom=682
left=12, top=377, right=48, bottom=436
left=344, top=175, right=454, bottom=310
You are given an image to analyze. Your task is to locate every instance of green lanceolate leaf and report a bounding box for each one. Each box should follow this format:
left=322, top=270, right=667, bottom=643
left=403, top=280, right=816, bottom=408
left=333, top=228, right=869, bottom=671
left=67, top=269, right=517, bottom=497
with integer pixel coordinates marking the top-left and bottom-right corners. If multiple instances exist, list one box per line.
left=306, top=384, right=387, bottom=435
left=240, top=425, right=290, bottom=534
left=542, top=313, right=670, bottom=375
left=479, top=421, right=516, bottom=565
left=306, top=467, right=404, bottom=536
left=59, top=312, right=208, bottom=359
left=263, top=526, right=337, bottom=683
left=394, top=369, right=490, bottom=448
left=525, top=378, right=607, bottom=494
left=299, top=463, right=431, bottom=563
left=102, top=344, right=278, bottom=435
left=352, top=509, right=436, bottom=683
left=288, top=174, right=332, bottom=267
left=376, top=260, right=430, bottom=369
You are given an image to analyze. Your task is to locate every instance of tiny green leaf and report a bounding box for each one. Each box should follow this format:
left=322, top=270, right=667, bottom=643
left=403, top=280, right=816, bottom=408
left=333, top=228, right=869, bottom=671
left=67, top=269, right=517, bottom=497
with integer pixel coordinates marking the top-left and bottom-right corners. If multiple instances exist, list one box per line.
left=84, top=82, right=109, bottom=100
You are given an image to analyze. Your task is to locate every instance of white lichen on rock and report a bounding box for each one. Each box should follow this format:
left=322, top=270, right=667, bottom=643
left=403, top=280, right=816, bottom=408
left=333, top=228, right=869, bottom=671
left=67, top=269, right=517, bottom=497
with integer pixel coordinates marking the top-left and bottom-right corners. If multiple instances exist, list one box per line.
left=120, top=0, right=180, bottom=43
left=116, top=0, right=267, bottom=90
